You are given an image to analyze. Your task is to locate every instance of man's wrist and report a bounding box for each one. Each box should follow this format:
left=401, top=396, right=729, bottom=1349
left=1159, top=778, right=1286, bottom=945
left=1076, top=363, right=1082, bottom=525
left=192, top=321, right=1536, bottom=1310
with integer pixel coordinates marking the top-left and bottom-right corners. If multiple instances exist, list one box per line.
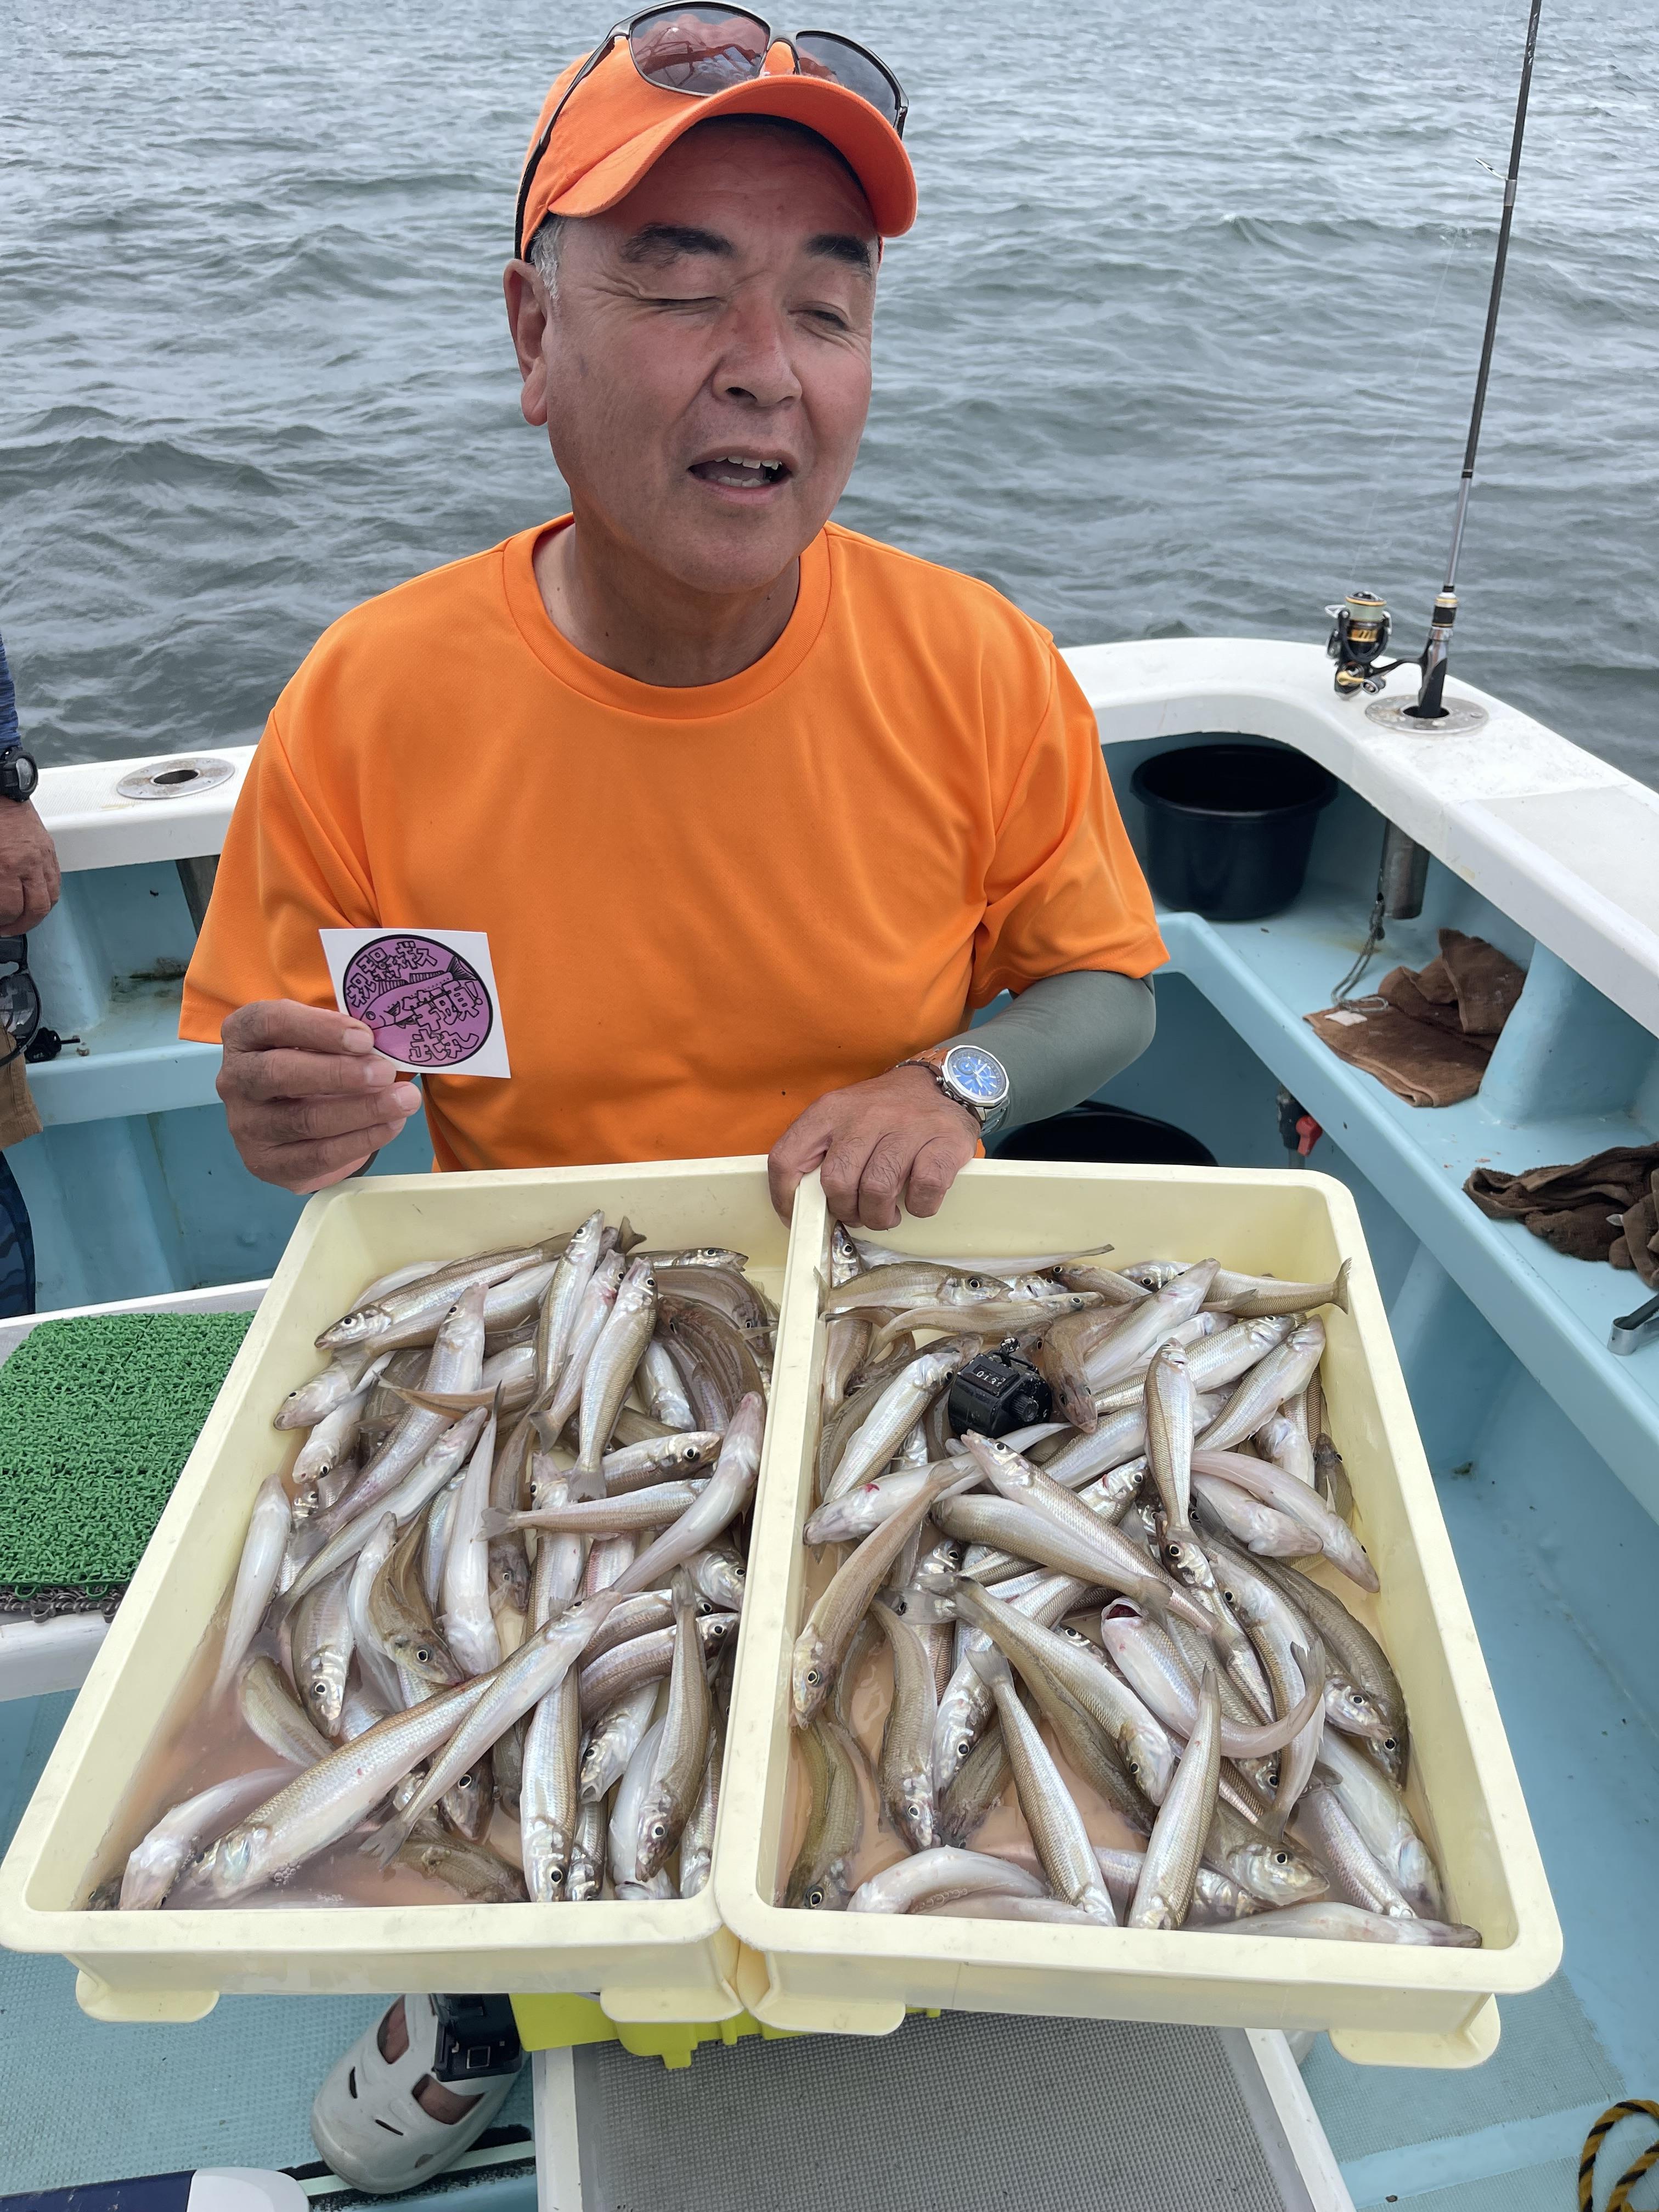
left=0, top=749, right=39, bottom=805
left=893, top=1041, right=1011, bottom=1132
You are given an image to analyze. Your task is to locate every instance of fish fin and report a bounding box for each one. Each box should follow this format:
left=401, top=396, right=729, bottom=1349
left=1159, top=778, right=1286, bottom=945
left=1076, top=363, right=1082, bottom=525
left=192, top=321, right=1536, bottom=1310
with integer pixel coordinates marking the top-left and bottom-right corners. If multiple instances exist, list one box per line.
left=967, top=1643, right=1013, bottom=1689
left=477, top=1507, right=516, bottom=1538
left=1330, top=1259, right=1352, bottom=1314
left=391, top=1385, right=498, bottom=1415
left=361, top=1815, right=414, bottom=1869
left=1139, top=1581, right=1173, bottom=1624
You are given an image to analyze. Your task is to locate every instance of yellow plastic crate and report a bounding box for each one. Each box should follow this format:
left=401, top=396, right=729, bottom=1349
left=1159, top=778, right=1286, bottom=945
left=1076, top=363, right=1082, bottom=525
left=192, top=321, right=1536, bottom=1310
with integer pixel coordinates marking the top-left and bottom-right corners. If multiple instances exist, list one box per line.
left=0, top=1160, right=791, bottom=2027
left=713, top=1161, right=1561, bottom=2069
left=511, top=1989, right=795, bottom=2069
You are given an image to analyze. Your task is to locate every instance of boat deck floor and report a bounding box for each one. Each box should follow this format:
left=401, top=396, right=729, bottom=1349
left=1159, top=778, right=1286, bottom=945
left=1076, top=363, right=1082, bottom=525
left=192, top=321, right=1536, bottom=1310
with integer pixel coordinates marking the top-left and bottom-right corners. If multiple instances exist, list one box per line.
left=4, top=1359, right=1655, bottom=2212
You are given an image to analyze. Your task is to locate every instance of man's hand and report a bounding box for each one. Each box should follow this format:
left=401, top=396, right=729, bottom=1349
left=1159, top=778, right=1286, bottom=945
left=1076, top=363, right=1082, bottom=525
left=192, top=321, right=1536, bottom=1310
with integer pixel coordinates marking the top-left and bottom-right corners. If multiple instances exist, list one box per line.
left=218, top=1000, right=422, bottom=1194
left=769, top=1064, right=979, bottom=1229
left=0, top=802, right=61, bottom=934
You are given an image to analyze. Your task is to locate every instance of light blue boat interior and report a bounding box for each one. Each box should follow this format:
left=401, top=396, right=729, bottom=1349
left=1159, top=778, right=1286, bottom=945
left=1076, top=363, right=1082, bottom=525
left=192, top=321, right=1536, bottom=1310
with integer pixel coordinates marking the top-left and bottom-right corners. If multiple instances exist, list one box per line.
left=4, top=738, right=1657, bottom=2210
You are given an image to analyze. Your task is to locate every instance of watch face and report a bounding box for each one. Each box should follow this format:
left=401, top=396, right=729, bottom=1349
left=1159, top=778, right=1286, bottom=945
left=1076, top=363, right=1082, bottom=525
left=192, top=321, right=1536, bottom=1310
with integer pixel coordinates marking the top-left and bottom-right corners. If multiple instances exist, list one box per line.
left=943, top=1043, right=1009, bottom=1106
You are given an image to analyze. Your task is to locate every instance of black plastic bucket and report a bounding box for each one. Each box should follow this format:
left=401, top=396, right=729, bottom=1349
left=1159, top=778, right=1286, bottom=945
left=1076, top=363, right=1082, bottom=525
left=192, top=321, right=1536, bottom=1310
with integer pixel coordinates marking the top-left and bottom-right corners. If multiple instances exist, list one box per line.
left=992, top=1102, right=1216, bottom=1167
left=1130, top=741, right=1336, bottom=921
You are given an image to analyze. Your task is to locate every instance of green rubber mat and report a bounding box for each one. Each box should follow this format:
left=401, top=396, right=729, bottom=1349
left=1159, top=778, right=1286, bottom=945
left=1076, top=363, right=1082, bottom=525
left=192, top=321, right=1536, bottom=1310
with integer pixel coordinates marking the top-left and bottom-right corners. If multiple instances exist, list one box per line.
left=0, top=1313, right=252, bottom=1615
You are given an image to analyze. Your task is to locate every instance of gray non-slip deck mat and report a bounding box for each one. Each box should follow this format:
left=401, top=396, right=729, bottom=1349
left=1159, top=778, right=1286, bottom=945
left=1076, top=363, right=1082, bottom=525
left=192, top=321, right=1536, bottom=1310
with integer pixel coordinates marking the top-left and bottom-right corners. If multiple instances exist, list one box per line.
left=573, top=2008, right=1295, bottom=2212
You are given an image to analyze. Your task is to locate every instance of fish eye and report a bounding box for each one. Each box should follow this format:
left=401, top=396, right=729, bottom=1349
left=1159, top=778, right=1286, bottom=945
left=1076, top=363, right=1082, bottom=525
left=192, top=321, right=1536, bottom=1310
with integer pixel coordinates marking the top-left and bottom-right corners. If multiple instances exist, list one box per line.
left=415, top=1646, right=433, bottom=1665
left=806, top=1887, right=825, bottom=1908
left=805, top=1666, right=821, bottom=1687
left=1274, top=1851, right=1289, bottom=1865
left=549, top=1870, right=565, bottom=1889
left=650, top=1821, right=667, bottom=1843
left=1383, top=1736, right=1398, bottom=1751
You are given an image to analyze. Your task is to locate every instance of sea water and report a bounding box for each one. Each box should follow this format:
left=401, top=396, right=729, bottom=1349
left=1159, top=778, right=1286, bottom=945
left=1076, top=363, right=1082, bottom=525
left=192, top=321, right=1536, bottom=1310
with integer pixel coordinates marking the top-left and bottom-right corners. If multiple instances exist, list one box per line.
left=4, top=0, right=1656, bottom=784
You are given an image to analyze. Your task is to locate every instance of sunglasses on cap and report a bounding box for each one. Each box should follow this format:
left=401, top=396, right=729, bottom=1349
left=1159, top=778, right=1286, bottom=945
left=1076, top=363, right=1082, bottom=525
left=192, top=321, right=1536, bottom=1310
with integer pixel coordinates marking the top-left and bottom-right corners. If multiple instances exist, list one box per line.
left=514, top=6, right=908, bottom=257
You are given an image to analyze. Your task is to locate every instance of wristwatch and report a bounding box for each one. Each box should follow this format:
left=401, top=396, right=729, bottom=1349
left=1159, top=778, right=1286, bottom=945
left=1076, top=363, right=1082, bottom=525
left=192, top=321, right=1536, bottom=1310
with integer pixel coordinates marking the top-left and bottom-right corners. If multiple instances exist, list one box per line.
left=896, top=1041, right=1011, bottom=1134
left=0, top=748, right=38, bottom=804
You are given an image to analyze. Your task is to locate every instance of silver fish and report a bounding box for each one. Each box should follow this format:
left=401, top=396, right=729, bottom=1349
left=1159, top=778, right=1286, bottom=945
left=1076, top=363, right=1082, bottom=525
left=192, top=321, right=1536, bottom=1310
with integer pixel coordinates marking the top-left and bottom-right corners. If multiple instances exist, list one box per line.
left=848, top=1847, right=1046, bottom=1914
left=273, top=1342, right=391, bottom=1430
left=190, top=1675, right=493, bottom=1901
left=1291, top=1785, right=1418, bottom=1917
left=1144, top=1338, right=1195, bottom=1538
left=637, top=1335, right=696, bottom=1431
left=542, top=1252, right=626, bottom=1441
left=1099, top=1600, right=1324, bottom=1757
left=317, top=1245, right=555, bottom=1352
left=285, top=1404, right=490, bottom=1606
left=579, top=1681, right=661, bottom=1804
left=521, top=1672, right=583, bottom=1903
left=1205, top=1260, right=1351, bottom=1319
left=577, top=1612, right=738, bottom=1723
left=1315, top=1729, right=1445, bottom=1918
left=440, top=1401, right=502, bottom=1678
left=527, top=1469, right=589, bottom=1631
left=238, top=1654, right=331, bottom=1767
left=871, top=1599, right=938, bottom=1851
left=486, top=1482, right=707, bottom=1539
left=1257, top=1410, right=1316, bottom=1488
left=946, top=1578, right=1176, bottom=1803
left=119, top=1764, right=297, bottom=1910
left=974, top=1646, right=1115, bottom=1923
left=291, top=1368, right=383, bottom=1486
left=635, top=1571, right=713, bottom=1880
left=1191, top=1470, right=1322, bottom=1559
left=1191, top=1447, right=1378, bottom=1590
left=686, top=1545, right=746, bottom=1612
left=371, top=1592, right=622, bottom=1858
left=568, top=1799, right=607, bottom=1900
left=823, top=1347, right=967, bottom=1503
left=1255, top=1559, right=1407, bottom=1776
left=783, top=1713, right=865, bottom=1911
left=534, top=1210, right=605, bottom=1409
left=608, top=1717, right=670, bottom=1897
left=612, top=1391, right=764, bottom=1598
left=306, top=1286, right=488, bottom=1546
left=575, top=1259, right=658, bottom=1482
left=212, top=1472, right=291, bottom=1699
left=1199, top=1900, right=1479, bottom=1945
left=791, top=1463, right=963, bottom=1726
left=1130, top=1665, right=1221, bottom=1928
left=1198, top=1319, right=1328, bottom=1454
left=292, top=1566, right=354, bottom=1739
left=677, top=1710, right=724, bottom=1899
left=600, top=1431, right=723, bottom=1491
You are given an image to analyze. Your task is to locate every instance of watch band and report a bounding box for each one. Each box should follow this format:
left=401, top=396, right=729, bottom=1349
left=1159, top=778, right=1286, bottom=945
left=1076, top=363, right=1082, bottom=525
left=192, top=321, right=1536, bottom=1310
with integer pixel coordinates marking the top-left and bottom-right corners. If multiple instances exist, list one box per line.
left=895, top=1044, right=1006, bottom=1131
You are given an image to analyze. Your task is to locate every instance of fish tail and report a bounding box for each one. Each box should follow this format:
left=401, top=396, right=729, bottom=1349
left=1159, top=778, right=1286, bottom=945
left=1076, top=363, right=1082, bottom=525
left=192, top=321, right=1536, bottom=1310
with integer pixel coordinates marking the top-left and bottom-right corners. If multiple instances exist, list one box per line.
left=362, top=1814, right=414, bottom=1868
left=1331, top=1259, right=1352, bottom=1314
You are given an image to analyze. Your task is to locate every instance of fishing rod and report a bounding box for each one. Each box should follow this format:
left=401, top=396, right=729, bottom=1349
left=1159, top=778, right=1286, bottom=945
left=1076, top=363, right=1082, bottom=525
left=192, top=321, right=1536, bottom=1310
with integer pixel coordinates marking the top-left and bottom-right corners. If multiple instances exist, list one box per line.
left=1325, top=0, right=1545, bottom=724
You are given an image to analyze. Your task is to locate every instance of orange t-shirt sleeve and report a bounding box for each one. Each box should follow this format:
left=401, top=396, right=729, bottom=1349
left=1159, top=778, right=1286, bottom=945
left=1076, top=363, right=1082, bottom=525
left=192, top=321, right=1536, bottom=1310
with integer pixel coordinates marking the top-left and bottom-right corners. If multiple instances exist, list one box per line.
left=179, top=709, right=376, bottom=1043
left=969, top=646, right=1166, bottom=1006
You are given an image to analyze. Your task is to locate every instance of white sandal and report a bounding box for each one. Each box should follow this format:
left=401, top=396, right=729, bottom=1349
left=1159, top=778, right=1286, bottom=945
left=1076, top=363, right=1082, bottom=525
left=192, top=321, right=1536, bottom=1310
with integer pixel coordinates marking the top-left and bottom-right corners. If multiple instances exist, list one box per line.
left=310, top=1994, right=522, bottom=2194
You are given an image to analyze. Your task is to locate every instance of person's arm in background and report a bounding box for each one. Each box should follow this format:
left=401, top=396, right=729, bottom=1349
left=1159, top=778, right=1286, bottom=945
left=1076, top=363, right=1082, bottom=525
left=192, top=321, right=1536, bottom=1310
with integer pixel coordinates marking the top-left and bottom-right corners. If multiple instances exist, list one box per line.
left=769, top=644, right=1164, bottom=1229
left=182, top=713, right=422, bottom=1192
left=0, top=630, right=61, bottom=935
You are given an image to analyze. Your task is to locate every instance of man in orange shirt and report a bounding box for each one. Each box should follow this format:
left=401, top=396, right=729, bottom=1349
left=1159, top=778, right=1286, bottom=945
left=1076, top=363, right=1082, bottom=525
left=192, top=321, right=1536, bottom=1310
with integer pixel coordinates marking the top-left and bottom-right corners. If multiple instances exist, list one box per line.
left=183, top=14, right=1165, bottom=1232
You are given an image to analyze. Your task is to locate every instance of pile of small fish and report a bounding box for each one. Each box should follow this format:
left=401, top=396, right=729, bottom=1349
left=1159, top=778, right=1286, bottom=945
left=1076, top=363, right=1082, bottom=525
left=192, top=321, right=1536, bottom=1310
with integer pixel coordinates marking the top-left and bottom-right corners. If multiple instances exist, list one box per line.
left=785, top=1229, right=1477, bottom=1945
left=100, top=1215, right=768, bottom=1911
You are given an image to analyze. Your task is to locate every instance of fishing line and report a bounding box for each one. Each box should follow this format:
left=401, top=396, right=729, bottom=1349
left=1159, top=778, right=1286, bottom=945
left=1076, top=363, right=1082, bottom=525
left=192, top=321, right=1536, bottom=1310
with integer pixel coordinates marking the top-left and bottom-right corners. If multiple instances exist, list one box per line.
left=1341, top=226, right=1462, bottom=586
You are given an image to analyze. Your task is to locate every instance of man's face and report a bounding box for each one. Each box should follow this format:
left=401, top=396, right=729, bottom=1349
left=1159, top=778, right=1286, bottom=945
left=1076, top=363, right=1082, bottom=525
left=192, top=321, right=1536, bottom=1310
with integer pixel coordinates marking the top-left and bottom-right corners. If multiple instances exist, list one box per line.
left=509, top=121, right=878, bottom=599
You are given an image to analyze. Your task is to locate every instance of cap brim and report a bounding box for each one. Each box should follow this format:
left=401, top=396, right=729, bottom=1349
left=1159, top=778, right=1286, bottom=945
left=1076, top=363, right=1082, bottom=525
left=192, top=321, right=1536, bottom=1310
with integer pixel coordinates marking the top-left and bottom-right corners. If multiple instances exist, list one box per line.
left=547, top=74, right=916, bottom=237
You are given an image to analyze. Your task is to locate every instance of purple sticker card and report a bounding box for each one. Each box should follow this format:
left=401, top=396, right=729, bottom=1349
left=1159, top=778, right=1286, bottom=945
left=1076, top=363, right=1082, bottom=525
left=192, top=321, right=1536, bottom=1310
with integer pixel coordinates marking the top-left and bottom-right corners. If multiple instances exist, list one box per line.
left=319, top=928, right=511, bottom=1078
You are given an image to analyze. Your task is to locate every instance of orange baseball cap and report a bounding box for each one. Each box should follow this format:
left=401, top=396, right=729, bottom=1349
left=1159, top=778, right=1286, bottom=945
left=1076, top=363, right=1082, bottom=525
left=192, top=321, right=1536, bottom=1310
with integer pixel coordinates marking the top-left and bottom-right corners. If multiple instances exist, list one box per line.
left=515, top=32, right=917, bottom=253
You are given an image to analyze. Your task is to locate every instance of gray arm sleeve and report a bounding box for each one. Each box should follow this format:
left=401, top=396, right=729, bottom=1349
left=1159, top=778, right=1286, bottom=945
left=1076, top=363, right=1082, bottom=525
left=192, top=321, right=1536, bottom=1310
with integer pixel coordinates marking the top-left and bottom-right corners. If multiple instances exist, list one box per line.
left=945, top=970, right=1156, bottom=1133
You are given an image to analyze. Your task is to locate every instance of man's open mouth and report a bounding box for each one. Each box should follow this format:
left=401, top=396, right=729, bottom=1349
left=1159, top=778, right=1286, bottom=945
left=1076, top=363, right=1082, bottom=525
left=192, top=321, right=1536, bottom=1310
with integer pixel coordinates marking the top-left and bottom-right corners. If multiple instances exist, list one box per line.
left=689, top=455, right=791, bottom=490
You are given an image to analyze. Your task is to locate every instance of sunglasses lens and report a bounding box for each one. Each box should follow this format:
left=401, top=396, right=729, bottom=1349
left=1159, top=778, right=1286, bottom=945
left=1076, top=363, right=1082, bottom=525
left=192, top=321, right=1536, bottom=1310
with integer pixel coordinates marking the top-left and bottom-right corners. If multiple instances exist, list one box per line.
left=629, top=6, right=770, bottom=92
left=793, top=32, right=900, bottom=123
